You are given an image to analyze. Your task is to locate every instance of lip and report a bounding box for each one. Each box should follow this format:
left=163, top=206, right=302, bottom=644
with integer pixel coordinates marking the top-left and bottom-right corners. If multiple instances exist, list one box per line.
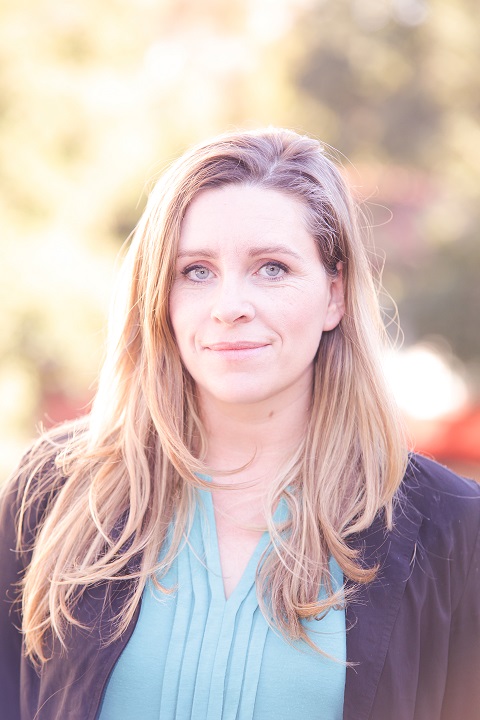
left=203, top=341, right=270, bottom=360
left=205, top=341, right=268, bottom=351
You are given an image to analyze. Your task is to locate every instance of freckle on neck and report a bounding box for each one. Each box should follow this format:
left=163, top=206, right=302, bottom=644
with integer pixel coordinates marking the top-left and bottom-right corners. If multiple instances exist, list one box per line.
left=268, top=411, right=274, bottom=418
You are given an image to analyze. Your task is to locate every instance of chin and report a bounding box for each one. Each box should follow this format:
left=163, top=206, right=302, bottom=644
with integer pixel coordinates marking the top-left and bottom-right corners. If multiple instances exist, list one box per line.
left=200, top=384, right=277, bottom=408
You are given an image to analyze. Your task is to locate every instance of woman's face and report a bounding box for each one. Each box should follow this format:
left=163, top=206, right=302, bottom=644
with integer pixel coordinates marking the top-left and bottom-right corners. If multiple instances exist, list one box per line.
left=169, top=184, right=344, bottom=411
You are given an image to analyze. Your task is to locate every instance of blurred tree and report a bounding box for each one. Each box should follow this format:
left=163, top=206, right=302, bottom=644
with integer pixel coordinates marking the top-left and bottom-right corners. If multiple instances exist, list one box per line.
left=1, top=0, right=480, bottom=479
left=283, top=0, right=480, bottom=377
left=0, top=0, right=303, bottom=477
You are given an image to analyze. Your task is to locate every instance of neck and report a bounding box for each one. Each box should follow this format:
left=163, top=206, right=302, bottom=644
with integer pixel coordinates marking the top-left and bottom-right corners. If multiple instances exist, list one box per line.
left=198, top=385, right=311, bottom=481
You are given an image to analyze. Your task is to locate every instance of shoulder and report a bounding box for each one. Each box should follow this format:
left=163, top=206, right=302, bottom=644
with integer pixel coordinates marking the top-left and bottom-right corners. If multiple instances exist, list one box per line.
left=0, top=422, right=84, bottom=549
left=395, top=453, right=480, bottom=597
left=399, top=452, right=480, bottom=525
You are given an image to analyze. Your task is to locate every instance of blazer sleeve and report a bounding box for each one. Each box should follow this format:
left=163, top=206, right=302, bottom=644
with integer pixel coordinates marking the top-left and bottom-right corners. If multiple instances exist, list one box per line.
left=0, top=478, right=25, bottom=720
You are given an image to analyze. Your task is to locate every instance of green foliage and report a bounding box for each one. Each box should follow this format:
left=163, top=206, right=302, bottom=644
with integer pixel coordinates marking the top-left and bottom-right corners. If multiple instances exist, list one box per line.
left=287, top=0, right=480, bottom=365
left=1, top=0, right=479, bottom=479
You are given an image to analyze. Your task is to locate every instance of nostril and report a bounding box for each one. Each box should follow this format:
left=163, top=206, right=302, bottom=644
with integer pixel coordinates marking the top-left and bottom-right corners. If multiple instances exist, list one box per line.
left=210, top=300, right=256, bottom=325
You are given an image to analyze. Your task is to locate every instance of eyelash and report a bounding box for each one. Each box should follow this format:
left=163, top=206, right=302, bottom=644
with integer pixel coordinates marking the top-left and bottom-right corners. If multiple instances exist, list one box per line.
left=181, top=264, right=212, bottom=282
left=181, top=261, right=290, bottom=283
left=258, top=261, right=289, bottom=280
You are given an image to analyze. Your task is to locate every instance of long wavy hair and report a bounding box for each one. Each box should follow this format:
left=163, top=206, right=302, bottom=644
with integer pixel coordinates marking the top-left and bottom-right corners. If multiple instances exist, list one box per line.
left=11, top=127, right=407, bottom=661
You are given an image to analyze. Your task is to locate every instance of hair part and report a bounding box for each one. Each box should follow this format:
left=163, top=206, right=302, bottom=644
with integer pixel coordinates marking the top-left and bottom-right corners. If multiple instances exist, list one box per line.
left=12, top=127, right=408, bottom=661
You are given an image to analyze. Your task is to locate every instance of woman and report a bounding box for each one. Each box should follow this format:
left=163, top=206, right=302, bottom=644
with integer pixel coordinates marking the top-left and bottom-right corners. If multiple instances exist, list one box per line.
left=1, top=128, right=479, bottom=720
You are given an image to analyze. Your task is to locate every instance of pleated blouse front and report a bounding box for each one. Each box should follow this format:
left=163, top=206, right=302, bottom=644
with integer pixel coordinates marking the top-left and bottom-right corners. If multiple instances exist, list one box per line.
left=99, top=488, right=346, bottom=720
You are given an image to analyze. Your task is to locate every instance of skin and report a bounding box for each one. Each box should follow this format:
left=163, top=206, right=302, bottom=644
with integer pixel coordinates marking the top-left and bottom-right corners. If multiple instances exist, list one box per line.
left=169, top=184, right=344, bottom=597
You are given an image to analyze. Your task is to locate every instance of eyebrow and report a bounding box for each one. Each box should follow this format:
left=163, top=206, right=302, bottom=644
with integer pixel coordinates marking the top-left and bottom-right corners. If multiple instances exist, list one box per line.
left=176, top=245, right=304, bottom=261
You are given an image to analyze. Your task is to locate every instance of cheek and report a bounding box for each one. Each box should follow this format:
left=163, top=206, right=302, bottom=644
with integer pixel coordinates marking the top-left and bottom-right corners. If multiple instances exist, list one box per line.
left=168, top=296, right=185, bottom=348
left=293, top=296, right=329, bottom=350
left=169, top=297, right=200, bottom=354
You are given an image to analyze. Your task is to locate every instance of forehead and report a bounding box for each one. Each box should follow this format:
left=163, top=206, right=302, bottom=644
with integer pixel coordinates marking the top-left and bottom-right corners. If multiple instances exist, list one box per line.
left=179, top=184, right=314, bottom=255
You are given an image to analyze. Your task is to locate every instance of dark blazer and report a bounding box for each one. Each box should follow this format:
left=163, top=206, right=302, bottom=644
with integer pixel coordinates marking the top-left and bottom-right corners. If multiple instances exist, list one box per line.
left=1, top=454, right=479, bottom=719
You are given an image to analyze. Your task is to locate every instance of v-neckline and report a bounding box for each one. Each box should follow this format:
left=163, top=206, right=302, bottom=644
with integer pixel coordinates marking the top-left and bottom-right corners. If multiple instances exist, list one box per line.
left=196, top=487, right=272, bottom=607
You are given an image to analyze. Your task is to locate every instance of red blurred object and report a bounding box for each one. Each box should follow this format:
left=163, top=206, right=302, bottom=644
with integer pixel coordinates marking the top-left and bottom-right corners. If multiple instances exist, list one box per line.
left=41, top=389, right=93, bottom=427
left=409, top=407, right=480, bottom=482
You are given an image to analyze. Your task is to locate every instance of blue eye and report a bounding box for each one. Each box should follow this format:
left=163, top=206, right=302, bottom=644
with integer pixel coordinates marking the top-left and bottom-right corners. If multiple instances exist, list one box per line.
left=259, top=262, right=288, bottom=279
left=182, top=265, right=212, bottom=282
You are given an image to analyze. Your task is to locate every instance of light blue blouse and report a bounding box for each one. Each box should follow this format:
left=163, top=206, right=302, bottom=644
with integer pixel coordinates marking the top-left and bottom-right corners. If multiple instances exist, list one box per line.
left=99, top=488, right=346, bottom=719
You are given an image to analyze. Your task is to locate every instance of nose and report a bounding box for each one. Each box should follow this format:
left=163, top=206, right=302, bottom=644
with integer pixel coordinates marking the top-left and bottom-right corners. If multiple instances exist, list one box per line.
left=210, top=277, right=255, bottom=325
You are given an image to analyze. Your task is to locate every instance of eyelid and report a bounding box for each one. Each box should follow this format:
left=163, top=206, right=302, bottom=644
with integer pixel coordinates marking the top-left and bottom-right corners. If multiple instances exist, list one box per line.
left=260, top=260, right=289, bottom=270
left=181, top=262, right=209, bottom=273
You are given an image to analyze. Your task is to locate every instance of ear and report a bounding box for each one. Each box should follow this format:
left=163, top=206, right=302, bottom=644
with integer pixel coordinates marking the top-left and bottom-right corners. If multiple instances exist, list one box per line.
left=323, top=262, right=345, bottom=331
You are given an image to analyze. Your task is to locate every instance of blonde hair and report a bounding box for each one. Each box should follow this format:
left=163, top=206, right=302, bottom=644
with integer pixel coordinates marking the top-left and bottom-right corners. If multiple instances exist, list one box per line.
left=12, top=128, right=407, bottom=661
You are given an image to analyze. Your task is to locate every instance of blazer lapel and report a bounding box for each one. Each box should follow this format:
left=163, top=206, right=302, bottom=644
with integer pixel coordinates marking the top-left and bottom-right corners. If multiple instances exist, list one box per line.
left=342, top=495, right=423, bottom=720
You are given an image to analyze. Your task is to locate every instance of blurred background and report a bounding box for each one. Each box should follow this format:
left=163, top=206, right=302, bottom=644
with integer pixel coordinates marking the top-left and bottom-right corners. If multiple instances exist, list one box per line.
left=1, top=0, right=479, bottom=483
